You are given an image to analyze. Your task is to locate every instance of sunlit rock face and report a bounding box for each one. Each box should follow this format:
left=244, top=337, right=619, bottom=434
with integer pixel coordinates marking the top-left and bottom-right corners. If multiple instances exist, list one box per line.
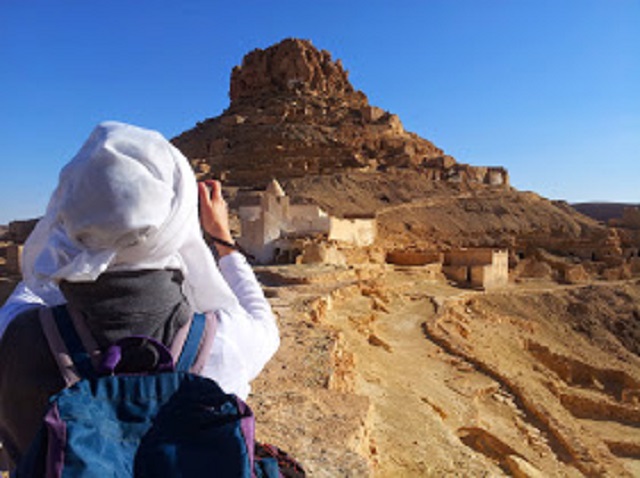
left=229, top=38, right=355, bottom=101
left=172, top=38, right=508, bottom=188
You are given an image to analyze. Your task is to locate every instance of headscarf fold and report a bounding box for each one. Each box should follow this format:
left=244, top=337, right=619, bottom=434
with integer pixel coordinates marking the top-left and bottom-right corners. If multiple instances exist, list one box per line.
left=21, top=121, right=237, bottom=312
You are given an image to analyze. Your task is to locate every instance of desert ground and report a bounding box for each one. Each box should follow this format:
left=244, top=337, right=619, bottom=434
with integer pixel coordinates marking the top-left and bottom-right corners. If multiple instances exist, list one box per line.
left=249, top=263, right=640, bottom=477
left=1, top=251, right=639, bottom=476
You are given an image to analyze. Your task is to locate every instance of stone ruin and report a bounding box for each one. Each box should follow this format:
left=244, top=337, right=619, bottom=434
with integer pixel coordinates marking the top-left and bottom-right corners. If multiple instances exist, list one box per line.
left=609, top=206, right=640, bottom=262
left=443, top=248, right=509, bottom=289
left=237, top=179, right=376, bottom=264
left=0, top=220, right=37, bottom=305
left=4, top=245, right=23, bottom=276
left=1, top=219, right=38, bottom=277
left=385, top=248, right=510, bottom=290
left=236, top=180, right=510, bottom=289
left=7, top=219, right=38, bottom=244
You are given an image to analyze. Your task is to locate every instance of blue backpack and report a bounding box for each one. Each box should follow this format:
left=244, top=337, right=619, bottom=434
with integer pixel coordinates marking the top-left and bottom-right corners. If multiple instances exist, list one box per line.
left=16, top=305, right=282, bottom=477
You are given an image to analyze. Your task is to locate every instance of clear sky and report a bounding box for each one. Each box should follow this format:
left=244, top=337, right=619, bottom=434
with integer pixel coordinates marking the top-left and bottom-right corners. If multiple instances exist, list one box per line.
left=1, top=0, right=638, bottom=224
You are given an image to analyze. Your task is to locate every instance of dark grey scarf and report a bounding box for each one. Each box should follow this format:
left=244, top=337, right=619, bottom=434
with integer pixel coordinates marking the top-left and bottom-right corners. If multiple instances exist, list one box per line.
left=59, top=269, right=192, bottom=349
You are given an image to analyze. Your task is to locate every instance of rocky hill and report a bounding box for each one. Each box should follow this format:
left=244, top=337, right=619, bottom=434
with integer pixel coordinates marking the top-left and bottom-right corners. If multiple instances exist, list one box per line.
left=172, top=38, right=635, bottom=281
left=572, top=203, right=627, bottom=223
left=172, top=38, right=508, bottom=189
left=573, top=203, right=640, bottom=224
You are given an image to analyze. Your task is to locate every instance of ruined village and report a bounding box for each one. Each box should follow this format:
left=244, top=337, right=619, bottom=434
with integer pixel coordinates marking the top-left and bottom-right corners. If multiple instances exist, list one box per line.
left=1, top=39, right=640, bottom=477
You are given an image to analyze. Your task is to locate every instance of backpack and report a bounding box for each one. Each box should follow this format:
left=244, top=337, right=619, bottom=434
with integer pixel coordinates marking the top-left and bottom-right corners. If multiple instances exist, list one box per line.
left=15, top=305, right=292, bottom=477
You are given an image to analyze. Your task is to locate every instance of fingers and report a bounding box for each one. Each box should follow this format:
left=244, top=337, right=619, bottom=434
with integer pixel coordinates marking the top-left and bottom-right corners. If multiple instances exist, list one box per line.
left=197, top=182, right=211, bottom=205
left=197, top=180, right=233, bottom=244
left=202, top=179, right=223, bottom=202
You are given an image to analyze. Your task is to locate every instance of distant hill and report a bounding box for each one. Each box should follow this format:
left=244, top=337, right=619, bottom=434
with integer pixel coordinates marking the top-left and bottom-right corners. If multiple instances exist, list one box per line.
left=571, top=202, right=640, bottom=224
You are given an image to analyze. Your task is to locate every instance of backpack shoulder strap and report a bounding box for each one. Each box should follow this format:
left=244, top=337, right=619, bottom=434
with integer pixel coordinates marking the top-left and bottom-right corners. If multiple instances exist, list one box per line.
left=39, top=305, right=97, bottom=386
left=175, top=312, right=218, bottom=373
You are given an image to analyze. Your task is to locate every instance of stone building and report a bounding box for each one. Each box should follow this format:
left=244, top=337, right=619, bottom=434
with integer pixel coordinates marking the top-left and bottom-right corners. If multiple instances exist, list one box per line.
left=5, top=244, right=23, bottom=275
left=443, top=248, right=509, bottom=289
left=237, top=179, right=376, bottom=264
left=8, top=219, right=38, bottom=244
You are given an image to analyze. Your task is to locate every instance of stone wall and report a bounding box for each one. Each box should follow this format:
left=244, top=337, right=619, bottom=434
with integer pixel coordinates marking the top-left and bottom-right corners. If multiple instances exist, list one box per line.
left=516, top=225, right=620, bottom=264
left=328, top=218, right=376, bottom=246
left=443, top=249, right=509, bottom=289
left=442, top=265, right=469, bottom=284
left=386, top=250, right=442, bottom=266
left=298, top=242, right=346, bottom=266
left=237, top=210, right=271, bottom=263
left=470, top=251, right=509, bottom=289
left=8, top=219, right=38, bottom=244
left=289, top=205, right=331, bottom=234
left=445, top=248, right=496, bottom=267
left=5, top=244, right=23, bottom=275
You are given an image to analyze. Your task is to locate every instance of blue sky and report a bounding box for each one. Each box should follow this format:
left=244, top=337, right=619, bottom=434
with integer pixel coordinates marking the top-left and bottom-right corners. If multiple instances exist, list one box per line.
left=1, top=0, right=638, bottom=224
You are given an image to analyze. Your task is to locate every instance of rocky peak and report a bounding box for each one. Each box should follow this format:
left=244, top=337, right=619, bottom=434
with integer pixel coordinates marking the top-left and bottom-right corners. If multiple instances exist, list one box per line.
left=172, top=38, right=509, bottom=189
left=229, top=38, right=356, bottom=102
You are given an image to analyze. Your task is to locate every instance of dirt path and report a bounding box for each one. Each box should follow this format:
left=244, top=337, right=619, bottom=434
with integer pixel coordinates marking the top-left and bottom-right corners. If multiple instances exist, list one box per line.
left=324, top=272, right=508, bottom=476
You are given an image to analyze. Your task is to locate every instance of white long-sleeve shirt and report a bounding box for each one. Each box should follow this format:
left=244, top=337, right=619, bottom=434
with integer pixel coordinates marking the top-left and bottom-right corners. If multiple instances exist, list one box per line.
left=0, top=251, right=279, bottom=400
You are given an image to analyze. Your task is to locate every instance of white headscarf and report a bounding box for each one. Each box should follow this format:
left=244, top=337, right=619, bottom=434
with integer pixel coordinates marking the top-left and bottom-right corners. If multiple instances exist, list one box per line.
left=21, top=121, right=237, bottom=312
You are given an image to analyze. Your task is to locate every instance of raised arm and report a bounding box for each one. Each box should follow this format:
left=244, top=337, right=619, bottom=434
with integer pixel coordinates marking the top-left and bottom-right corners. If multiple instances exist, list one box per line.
left=197, top=180, right=280, bottom=398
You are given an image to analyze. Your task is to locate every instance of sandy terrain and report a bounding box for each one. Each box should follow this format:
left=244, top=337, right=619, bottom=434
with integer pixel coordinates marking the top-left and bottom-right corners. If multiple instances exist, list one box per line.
left=250, top=265, right=640, bottom=477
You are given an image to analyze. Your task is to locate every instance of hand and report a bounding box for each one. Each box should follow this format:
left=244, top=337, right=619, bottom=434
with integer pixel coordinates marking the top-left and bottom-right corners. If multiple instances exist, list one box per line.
left=198, top=180, right=234, bottom=257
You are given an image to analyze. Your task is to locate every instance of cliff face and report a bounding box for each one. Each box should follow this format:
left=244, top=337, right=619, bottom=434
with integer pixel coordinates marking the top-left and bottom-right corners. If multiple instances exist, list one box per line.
left=172, top=38, right=507, bottom=188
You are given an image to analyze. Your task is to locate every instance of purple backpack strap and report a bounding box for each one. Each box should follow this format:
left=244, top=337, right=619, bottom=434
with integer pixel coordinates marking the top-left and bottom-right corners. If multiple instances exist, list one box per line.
left=169, top=320, right=192, bottom=361
left=39, top=308, right=81, bottom=387
left=40, top=307, right=218, bottom=383
left=39, top=306, right=103, bottom=387
left=170, top=311, right=218, bottom=374
left=66, top=306, right=101, bottom=369
left=190, top=311, right=218, bottom=374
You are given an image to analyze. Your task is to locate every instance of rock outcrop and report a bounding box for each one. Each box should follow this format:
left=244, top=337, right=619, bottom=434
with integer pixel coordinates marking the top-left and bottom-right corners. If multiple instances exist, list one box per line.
left=172, top=38, right=508, bottom=188
left=229, top=39, right=354, bottom=101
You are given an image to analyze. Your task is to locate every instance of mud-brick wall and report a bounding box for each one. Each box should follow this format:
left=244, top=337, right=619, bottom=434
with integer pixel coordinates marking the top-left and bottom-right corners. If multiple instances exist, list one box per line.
left=445, top=248, right=497, bottom=267
left=328, top=218, right=376, bottom=246
left=5, top=244, right=23, bottom=275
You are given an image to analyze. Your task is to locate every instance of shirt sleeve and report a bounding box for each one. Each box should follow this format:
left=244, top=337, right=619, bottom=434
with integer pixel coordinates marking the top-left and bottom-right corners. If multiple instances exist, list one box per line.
left=200, top=251, right=280, bottom=399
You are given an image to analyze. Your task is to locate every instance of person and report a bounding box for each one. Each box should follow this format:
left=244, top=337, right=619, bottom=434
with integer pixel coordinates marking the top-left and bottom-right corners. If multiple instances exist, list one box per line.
left=0, top=121, right=280, bottom=468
